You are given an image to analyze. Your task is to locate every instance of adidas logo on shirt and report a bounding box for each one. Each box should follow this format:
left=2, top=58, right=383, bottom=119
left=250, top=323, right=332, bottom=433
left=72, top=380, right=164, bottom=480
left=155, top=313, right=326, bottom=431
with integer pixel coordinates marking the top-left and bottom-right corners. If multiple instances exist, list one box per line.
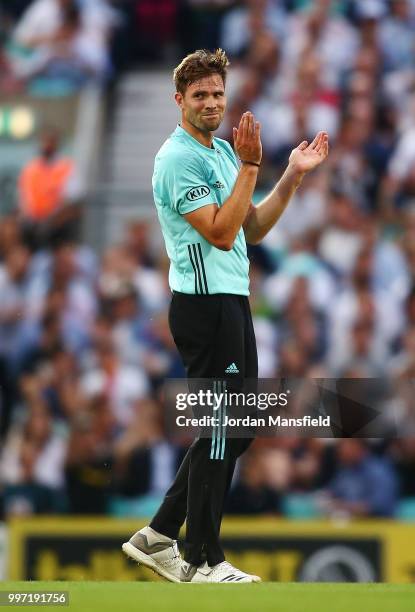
left=225, top=363, right=239, bottom=374
left=212, top=180, right=225, bottom=189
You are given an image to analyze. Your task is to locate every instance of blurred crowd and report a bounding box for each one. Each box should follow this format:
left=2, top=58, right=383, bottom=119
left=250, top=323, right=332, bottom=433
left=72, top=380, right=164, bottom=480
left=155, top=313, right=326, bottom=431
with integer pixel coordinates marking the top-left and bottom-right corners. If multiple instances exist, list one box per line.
left=2, top=0, right=415, bottom=521
left=0, top=0, right=121, bottom=94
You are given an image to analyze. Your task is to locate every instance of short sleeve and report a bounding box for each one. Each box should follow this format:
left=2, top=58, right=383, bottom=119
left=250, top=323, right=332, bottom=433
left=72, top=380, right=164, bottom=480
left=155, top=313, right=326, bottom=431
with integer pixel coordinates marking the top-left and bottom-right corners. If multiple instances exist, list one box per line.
left=158, top=152, right=218, bottom=215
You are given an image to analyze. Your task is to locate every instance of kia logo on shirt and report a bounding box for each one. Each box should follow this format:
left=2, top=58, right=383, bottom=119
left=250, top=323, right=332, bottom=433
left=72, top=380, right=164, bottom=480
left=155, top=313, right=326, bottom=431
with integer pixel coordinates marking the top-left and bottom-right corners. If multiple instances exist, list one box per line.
left=186, top=185, right=211, bottom=201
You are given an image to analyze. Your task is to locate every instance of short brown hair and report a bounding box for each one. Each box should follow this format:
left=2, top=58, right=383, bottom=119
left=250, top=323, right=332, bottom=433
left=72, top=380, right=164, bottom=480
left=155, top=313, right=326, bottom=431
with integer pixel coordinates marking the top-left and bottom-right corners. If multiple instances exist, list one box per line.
left=173, top=49, right=229, bottom=94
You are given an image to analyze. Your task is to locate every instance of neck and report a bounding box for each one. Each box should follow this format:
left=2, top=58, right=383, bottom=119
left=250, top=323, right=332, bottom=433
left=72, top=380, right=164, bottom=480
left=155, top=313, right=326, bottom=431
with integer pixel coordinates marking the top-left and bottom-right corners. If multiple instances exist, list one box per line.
left=41, top=153, right=56, bottom=163
left=181, top=116, right=214, bottom=148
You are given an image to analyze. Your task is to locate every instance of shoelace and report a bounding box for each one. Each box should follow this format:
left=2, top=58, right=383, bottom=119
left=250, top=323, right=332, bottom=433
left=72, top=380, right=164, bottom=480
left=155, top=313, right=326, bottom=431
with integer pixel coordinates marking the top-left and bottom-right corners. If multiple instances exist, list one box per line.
left=172, top=541, right=181, bottom=559
left=162, top=542, right=182, bottom=569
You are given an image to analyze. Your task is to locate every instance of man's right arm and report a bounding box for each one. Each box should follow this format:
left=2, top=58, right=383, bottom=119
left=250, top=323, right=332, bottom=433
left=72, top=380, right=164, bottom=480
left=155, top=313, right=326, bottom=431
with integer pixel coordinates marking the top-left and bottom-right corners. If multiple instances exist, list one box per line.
left=184, top=164, right=258, bottom=251
left=184, top=112, right=262, bottom=251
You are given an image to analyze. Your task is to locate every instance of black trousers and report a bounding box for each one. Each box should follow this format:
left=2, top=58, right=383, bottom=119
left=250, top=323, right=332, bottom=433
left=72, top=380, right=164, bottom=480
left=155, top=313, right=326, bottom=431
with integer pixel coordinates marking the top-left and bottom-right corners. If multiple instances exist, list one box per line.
left=150, top=292, right=258, bottom=566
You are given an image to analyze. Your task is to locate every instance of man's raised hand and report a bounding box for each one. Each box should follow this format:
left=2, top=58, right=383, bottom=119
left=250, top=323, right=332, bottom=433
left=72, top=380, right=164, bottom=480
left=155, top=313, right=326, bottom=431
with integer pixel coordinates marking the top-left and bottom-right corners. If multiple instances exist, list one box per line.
left=233, top=112, right=262, bottom=166
left=288, top=131, right=329, bottom=175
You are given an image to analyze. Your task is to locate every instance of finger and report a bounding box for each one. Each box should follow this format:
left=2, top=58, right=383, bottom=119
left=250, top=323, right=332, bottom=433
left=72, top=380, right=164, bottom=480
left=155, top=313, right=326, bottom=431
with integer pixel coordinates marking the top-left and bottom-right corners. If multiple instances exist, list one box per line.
left=320, top=132, right=328, bottom=150
left=241, top=112, right=249, bottom=140
left=248, top=112, right=255, bottom=137
left=298, top=140, right=308, bottom=150
left=246, top=112, right=252, bottom=136
left=245, top=112, right=253, bottom=139
left=314, top=135, right=323, bottom=153
left=317, top=133, right=328, bottom=156
left=233, top=127, right=238, bottom=143
left=310, top=131, right=323, bottom=149
left=316, top=132, right=326, bottom=151
left=238, top=113, right=245, bottom=139
left=255, top=121, right=261, bottom=141
left=315, top=132, right=328, bottom=153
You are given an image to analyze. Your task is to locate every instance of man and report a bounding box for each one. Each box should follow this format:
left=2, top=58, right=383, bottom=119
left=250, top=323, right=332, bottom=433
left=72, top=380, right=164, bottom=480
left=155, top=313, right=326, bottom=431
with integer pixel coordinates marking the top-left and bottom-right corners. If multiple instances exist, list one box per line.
left=11, top=0, right=110, bottom=83
left=18, top=127, right=83, bottom=249
left=326, top=439, right=398, bottom=518
left=122, top=49, right=328, bottom=583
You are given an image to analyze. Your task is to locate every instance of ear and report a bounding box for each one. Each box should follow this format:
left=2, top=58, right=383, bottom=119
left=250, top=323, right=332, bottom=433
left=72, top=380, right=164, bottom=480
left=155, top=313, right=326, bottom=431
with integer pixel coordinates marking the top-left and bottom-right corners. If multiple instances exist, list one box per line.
left=174, top=92, right=183, bottom=109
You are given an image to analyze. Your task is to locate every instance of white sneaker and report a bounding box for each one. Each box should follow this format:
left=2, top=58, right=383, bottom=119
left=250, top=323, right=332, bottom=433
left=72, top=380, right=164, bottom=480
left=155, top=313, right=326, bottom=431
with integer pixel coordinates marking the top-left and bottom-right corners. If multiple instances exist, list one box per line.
left=189, top=561, right=261, bottom=583
left=122, top=527, right=182, bottom=583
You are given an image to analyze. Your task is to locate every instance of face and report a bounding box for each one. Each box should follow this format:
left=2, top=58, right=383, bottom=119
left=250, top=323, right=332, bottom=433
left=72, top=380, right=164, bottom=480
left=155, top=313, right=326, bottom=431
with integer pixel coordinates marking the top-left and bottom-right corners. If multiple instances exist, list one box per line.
left=338, top=440, right=366, bottom=466
left=40, top=132, right=59, bottom=159
left=176, top=74, right=226, bottom=134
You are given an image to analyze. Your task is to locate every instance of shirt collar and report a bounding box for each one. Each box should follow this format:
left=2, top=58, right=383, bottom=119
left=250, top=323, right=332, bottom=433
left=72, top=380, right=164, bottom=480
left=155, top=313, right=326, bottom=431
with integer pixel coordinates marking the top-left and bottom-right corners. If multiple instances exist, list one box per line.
left=174, top=124, right=216, bottom=153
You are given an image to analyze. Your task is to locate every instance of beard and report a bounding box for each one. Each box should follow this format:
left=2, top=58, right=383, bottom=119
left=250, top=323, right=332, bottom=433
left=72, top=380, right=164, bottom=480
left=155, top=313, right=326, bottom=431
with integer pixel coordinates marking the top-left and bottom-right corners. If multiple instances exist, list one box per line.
left=187, top=110, right=223, bottom=133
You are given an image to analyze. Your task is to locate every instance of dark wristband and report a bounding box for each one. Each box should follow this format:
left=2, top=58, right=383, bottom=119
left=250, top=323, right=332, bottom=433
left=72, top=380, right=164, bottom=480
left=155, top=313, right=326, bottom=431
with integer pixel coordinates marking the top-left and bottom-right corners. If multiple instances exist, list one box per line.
left=240, top=159, right=261, bottom=167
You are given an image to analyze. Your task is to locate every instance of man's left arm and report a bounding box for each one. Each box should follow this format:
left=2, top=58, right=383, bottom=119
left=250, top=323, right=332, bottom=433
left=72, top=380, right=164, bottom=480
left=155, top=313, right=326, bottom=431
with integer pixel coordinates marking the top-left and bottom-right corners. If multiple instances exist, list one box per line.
left=243, top=131, right=329, bottom=245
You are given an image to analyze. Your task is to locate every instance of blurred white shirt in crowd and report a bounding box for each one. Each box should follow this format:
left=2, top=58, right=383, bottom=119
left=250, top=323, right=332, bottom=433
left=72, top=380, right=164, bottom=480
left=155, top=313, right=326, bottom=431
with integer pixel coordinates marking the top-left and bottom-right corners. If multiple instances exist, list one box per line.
left=220, top=0, right=287, bottom=57
left=13, top=0, right=114, bottom=77
left=0, top=427, right=67, bottom=489
left=81, top=365, right=149, bottom=428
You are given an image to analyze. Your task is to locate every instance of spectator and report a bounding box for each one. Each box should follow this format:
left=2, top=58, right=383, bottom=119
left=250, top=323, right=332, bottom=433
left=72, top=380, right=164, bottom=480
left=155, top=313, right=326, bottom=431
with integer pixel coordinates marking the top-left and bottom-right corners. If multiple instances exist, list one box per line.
left=9, top=0, right=113, bottom=86
left=0, top=244, right=37, bottom=373
left=323, top=439, right=398, bottom=517
left=220, top=0, right=286, bottom=59
left=282, top=0, right=359, bottom=91
left=226, top=448, right=282, bottom=515
left=381, top=101, right=415, bottom=216
left=378, top=0, right=415, bottom=74
left=0, top=403, right=67, bottom=516
left=18, top=128, right=84, bottom=250
left=65, top=394, right=116, bottom=513
left=391, top=438, right=415, bottom=498
left=318, top=191, right=364, bottom=277
left=112, top=399, right=180, bottom=500
left=327, top=245, right=404, bottom=371
left=80, top=337, right=149, bottom=429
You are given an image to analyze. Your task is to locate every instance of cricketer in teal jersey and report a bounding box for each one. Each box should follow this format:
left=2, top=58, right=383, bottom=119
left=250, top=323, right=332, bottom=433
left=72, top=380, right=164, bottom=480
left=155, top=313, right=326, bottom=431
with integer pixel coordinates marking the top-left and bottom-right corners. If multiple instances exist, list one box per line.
left=123, top=49, right=329, bottom=584
left=153, top=124, right=249, bottom=296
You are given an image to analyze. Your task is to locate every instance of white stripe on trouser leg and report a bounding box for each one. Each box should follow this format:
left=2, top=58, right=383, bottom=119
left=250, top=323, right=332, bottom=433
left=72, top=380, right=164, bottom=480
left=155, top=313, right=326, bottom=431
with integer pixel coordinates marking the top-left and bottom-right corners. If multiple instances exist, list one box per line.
left=210, top=380, right=218, bottom=459
left=220, top=381, right=227, bottom=460
left=210, top=380, right=227, bottom=460
left=215, top=380, right=222, bottom=460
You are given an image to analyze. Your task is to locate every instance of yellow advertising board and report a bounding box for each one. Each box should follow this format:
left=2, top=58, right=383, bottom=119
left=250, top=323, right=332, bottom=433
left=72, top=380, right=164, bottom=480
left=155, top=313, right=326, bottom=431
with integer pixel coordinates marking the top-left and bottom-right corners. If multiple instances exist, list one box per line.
left=7, top=518, right=415, bottom=582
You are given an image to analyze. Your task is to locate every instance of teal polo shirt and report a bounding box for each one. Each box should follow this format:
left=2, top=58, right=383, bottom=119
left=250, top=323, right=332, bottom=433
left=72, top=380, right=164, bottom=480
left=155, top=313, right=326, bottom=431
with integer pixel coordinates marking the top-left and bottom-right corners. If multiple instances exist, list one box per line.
left=152, top=125, right=250, bottom=296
